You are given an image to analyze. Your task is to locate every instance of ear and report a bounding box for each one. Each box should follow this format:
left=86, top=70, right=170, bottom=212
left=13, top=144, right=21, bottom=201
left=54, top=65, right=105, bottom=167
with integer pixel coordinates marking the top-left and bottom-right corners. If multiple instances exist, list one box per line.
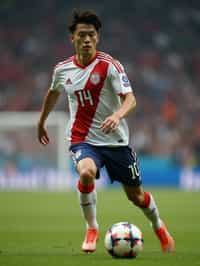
left=70, top=34, right=74, bottom=44
left=96, top=33, right=100, bottom=44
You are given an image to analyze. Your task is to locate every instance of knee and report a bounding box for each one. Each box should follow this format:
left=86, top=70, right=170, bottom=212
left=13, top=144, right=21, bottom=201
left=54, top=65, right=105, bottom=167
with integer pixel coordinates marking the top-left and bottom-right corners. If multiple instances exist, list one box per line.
left=79, top=166, right=96, bottom=183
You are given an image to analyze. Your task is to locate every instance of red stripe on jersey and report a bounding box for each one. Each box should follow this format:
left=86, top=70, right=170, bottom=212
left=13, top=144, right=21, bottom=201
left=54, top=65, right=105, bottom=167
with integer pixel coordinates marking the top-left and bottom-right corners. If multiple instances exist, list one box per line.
left=54, top=57, right=73, bottom=70
left=98, top=57, right=123, bottom=73
left=98, top=55, right=123, bottom=73
left=71, top=61, right=109, bottom=144
left=97, top=51, right=111, bottom=58
left=97, top=55, right=124, bottom=73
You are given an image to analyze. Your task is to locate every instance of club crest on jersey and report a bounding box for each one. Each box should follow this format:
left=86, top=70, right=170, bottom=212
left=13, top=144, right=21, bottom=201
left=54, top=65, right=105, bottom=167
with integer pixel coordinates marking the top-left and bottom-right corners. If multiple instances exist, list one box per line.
left=90, top=73, right=100, bottom=85
left=66, top=78, right=72, bottom=85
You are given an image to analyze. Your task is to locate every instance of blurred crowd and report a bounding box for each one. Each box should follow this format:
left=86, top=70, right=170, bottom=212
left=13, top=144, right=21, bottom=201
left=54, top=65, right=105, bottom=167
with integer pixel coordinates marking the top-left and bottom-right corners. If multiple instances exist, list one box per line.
left=1, top=0, right=200, bottom=167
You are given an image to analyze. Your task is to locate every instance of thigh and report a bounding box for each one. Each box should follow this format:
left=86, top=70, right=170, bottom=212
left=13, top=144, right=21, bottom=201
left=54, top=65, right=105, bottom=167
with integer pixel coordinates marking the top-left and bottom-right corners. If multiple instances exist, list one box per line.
left=69, top=143, right=103, bottom=179
left=103, top=146, right=142, bottom=186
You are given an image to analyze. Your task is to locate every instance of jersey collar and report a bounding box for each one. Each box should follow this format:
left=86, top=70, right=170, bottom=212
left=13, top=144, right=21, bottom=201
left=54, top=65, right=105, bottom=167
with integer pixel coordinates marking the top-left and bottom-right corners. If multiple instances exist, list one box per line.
left=73, top=51, right=98, bottom=69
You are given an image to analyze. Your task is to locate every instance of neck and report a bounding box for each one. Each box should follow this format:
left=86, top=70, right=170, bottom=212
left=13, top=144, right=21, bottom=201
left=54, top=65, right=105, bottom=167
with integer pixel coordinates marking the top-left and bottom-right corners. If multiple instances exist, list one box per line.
left=76, top=51, right=96, bottom=66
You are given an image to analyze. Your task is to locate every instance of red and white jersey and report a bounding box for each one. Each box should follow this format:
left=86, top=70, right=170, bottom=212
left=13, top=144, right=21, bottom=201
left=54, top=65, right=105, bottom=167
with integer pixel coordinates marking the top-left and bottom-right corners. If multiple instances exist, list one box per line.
left=50, top=51, right=133, bottom=146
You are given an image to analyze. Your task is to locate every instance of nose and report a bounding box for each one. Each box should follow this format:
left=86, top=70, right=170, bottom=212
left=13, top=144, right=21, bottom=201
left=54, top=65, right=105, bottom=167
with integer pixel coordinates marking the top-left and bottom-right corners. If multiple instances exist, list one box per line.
left=84, top=35, right=91, bottom=43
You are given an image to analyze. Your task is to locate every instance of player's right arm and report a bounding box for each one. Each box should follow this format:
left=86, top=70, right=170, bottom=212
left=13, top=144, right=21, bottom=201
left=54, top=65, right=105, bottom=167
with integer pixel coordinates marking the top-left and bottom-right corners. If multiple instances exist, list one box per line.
left=37, top=65, right=64, bottom=145
left=37, top=89, right=61, bottom=145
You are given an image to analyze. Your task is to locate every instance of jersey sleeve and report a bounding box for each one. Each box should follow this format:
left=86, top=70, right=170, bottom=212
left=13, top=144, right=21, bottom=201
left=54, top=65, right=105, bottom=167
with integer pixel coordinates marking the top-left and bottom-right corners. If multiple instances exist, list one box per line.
left=49, top=66, right=65, bottom=92
left=108, top=61, right=133, bottom=95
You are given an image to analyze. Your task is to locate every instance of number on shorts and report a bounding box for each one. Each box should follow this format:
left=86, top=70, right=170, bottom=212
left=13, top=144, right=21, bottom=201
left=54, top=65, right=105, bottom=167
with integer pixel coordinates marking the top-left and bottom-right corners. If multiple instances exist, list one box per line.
left=128, top=162, right=140, bottom=180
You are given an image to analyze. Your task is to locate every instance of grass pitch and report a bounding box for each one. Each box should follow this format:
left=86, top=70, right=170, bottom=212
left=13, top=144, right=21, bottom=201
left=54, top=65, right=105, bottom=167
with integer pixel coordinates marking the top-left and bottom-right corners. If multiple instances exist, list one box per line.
left=0, top=188, right=199, bottom=266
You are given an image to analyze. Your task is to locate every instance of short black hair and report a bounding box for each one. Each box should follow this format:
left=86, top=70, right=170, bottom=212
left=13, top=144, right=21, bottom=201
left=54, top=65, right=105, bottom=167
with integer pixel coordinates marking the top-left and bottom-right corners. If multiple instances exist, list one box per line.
left=68, top=10, right=102, bottom=33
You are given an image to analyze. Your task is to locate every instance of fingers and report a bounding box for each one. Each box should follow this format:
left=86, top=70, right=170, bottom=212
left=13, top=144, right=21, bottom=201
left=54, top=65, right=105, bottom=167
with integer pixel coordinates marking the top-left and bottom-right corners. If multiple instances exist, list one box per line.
left=40, top=135, right=49, bottom=145
left=100, top=118, right=119, bottom=134
left=37, top=126, right=50, bottom=145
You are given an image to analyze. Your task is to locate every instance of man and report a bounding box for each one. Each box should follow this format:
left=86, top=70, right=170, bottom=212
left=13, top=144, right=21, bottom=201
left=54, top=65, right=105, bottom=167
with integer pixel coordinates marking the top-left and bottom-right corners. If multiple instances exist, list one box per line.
left=37, top=10, right=175, bottom=253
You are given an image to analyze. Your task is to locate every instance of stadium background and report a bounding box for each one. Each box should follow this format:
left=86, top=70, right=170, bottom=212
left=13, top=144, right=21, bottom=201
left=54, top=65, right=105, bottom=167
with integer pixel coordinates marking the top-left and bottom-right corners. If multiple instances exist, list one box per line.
left=0, top=0, right=200, bottom=190
left=1, top=1, right=200, bottom=266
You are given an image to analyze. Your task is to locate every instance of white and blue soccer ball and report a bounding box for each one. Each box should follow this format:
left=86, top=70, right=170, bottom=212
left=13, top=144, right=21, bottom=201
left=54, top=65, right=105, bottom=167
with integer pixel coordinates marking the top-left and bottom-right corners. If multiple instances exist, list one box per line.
left=104, top=222, right=143, bottom=258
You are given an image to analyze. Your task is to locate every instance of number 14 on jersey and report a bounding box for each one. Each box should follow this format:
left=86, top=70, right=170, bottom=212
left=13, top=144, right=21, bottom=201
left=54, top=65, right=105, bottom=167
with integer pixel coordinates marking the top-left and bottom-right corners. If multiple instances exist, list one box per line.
left=76, top=90, right=94, bottom=107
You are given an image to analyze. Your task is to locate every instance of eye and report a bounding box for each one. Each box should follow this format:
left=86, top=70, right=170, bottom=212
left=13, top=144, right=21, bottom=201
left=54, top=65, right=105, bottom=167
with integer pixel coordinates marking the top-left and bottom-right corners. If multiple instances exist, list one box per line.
left=89, top=32, right=95, bottom=37
left=78, top=32, right=86, bottom=38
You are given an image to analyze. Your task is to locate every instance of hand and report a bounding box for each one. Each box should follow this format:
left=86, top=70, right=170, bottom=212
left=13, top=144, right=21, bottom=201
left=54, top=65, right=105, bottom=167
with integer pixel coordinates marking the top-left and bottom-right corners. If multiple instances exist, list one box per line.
left=37, top=123, right=49, bottom=145
left=100, top=112, right=121, bottom=134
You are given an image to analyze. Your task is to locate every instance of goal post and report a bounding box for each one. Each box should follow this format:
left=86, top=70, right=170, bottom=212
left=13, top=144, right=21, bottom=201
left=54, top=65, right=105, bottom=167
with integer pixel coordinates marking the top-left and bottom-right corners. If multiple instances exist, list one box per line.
left=0, top=111, right=72, bottom=190
left=0, top=111, right=68, bottom=170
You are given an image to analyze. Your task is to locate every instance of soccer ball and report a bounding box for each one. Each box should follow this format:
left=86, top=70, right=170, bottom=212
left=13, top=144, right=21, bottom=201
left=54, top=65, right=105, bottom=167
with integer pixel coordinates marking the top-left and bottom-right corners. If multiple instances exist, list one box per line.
left=104, top=222, right=143, bottom=258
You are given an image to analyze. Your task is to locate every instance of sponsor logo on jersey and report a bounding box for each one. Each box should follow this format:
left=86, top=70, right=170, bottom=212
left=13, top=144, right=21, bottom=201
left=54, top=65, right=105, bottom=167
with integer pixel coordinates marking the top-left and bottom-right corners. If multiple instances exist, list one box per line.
left=121, top=74, right=130, bottom=87
left=66, top=78, right=72, bottom=85
left=90, top=73, right=100, bottom=85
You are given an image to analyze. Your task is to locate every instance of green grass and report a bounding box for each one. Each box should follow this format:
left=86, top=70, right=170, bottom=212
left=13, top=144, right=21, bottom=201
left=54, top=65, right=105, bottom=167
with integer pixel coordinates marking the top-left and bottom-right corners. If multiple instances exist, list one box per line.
left=0, top=188, right=200, bottom=266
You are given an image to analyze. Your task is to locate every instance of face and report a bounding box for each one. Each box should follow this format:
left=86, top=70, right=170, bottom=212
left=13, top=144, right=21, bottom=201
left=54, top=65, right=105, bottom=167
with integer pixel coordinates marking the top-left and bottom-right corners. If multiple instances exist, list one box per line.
left=71, top=23, right=99, bottom=57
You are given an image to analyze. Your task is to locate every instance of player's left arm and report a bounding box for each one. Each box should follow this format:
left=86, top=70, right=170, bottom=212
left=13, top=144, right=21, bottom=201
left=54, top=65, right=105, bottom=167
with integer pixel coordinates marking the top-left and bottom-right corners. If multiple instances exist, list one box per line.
left=101, top=92, right=136, bottom=134
left=101, top=59, right=136, bottom=134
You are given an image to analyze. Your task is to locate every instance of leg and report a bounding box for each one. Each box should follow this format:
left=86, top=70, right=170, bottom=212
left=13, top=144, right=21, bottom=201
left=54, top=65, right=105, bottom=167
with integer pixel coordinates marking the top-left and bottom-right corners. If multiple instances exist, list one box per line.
left=102, top=146, right=174, bottom=253
left=122, top=185, right=162, bottom=229
left=77, top=158, right=99, bottom=252
left=122, top=184, right=175, bottom=253
left=77, top=157, right=98, bottom=229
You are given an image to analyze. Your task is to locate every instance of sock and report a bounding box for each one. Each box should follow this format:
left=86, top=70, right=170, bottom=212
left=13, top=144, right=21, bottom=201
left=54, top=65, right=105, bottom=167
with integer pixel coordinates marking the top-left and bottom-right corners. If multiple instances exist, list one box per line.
left=77, top=180, right=98, bottom=229
left=140, top=192, right=162, bottom=230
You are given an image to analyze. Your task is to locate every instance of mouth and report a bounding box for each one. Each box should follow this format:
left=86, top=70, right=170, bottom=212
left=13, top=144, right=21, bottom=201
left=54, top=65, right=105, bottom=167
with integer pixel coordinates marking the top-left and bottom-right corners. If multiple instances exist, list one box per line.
left=83, top=46, right=92, bottom=50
